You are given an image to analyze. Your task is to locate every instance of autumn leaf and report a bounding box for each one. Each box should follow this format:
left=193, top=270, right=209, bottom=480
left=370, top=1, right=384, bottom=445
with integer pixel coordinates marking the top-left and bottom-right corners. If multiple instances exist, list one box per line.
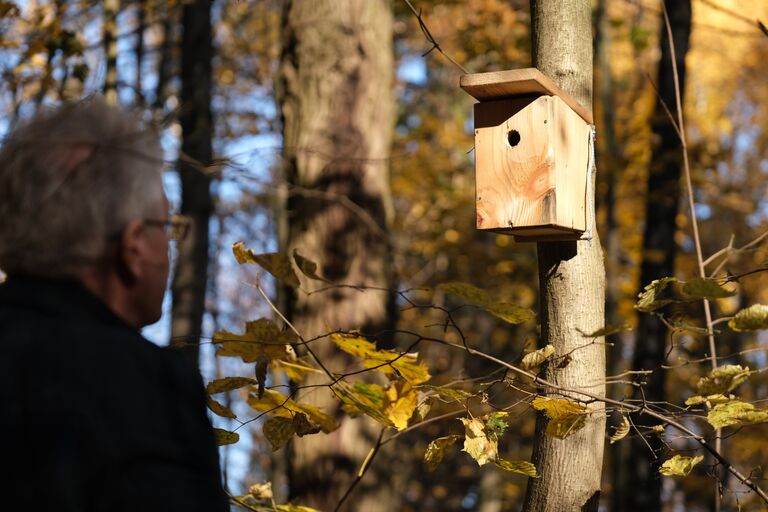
left=206, top=376, right=257, bottom=394
left=608, top=415, right=630, bottom=444
left=271, top=358, right=322, bottom=382
left=248, top=481, right=273, bottom=500
left=520, top=344, right=555, bottom=370
left=729, top=304, right=768, bottom=332
left=331, top=333, right=431, bottom=385
left=685, top=394, right=729, bottom=406
left=214, top=318, right=295, bottom=363
left=636, top=277, right=678, bottom=312
left=695, top=365, right=751, bottom=396
left=275, top=504, right=322, bottom=512
left=384, top=381, right=419, bottom=431
left=707, top=400, right=768, bottom=429
left=485, top=411, right=509, bottom=439
left=531, top=396, right=588, bottom=439
left=580, top=324, right=631, bottom=338
left=205, top=396, right=236, bottom=419
left=247, top=389, right=337, bottom=433
left=659, top=454, right=703, bottom=477
left=292, top=412, right=321, bottom=437
left=461, top=416, right=497, bottom=466
left=682, top=277, right=735, bottom=300
left=263, top=416, right=295, bottom=451
left=438, top=282, right=535, bottom=324
left=213, top=428, right=239, bottom=446
left=335, top=381, right=393, bottom=427
left=293, top=250, right=327, bottom=282
left=421, top=384, right=474, bottom=403
left=424, top=435, right=462, bottom=471
left=494, top=458, right=538, bottom=477
left=232, top=242, right=300, bottom=287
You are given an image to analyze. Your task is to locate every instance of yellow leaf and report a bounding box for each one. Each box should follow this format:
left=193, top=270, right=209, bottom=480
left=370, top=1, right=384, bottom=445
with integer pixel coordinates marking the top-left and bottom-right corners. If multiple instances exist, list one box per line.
left=461, top=417, right=497, bottom=466
left=636, top=277, right=678, bottom=312
left=331, top=333, right=431, bottom=385
left=520, top=344, right=555, bottom=370
left=531, top=396, right=588, bottom=439
left=213, top=428, right=239, bottom=446
left=271, top=358, right=322, bottom=382
left=293, top=250, right=327, bottom=282
left=609, top=415, right=630, bottom=444
left=424, top=435, right=461, bottom=471
left=248, top=482, right=273, bottom=500
left=247, top=389, right=337, bottom=433
left=659, top=454, right=703, bottom=477
left=438, top=282, right=534, bottom=324
left=232, top=242, right=300, bottom=287
left=729, top=304, right=768, bottom=332
left=263, top=416, right=295, bottom=451
left=685, top=394, right=729, bottom=406
left=494, top=458, right=538, bottom=477
left=439, top=282, right=491, bottom=304
left=421, top=384, right=474, bottom=403
left=335, top=381, right=392, bottom=427
left=384, top=381, right=419, bottom=431
left=707, top=400, right=768, bottom=429
left=205, top=396, right=236, bottom=419
left=696, top=365, right=751, bottom=396
left=276, top=505, right=322, bottom=512
left=580, top=324, right=631, bottom=338
left=682, top=278, right=735, bottom=299
left=206, top=376, right=257, bottom=394
left=214, top=318, right=295, bottom=363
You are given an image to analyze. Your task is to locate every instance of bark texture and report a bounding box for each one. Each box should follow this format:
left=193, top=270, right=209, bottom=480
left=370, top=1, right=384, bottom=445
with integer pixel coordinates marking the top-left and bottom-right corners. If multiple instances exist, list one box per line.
left=625, top=2, right=691, bottom=511
left=277, top=1, right=396, bottom=510
left=171, top=0, right=213, bottom=365
left=523, top=1, right=607, bottom=511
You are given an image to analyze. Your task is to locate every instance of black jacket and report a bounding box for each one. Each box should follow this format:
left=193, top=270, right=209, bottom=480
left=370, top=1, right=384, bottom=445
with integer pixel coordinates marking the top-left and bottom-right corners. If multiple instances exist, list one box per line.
left=0, top=275, right=229, bottom=511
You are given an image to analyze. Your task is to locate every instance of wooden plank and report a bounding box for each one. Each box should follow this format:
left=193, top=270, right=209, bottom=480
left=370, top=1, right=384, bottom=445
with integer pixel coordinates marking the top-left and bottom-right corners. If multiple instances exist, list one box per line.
left=460, top=68, right=593, bottom=125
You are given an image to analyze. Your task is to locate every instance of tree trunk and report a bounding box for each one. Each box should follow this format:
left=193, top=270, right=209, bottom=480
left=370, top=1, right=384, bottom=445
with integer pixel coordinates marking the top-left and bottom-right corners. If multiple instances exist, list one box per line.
left=276, top=1, right=396, bottom=510
left=626, top=2, right=691, bottom=511
left=170, top=0, right=213, bottom=366
left=523, top=1, right=606, bottom=511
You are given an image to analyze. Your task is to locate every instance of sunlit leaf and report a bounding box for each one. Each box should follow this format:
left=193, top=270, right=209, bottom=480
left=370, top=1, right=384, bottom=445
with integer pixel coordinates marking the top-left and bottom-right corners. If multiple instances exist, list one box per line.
left=636, top=277, right=678, bottom=312
left=520, top=344, right=555, bottom=370
left=696, top=365, right=751, bottom=396
left=206, top=396, right=236, bottom=419
left=275, top=505, right=322, bottom=512
left=384, top=381, right=419, bottom=431
left=415, top=400, right=432, bottom=421
left=494, top=458, right=538, bottom=477
left=682, top=278, right=735, bottom=300
left=685, top=394, right=729, bottom=406
left=271, top=358, right=322, bottom=382
left=293, top=250, right=327, bottom=282
left=213, top=428, right=239, bottom=446
left=248, top=482, right=273, bottom=500
left=439, top=282, right=491, bottom=304
left=461, top=417, right=497, bottom=466
left=608, top=415, right=630, bottom=444
left=206, top=376, right=257, bottom=395
left=214, top=318, right=295, bottom=363
left=232, top=242, right=300, bottom=287
left=247, top=389, right=337, bottom=433
left=421, top=384, right=474, bottom=403
left=424, top=435, right=461, bottom=471
left=531, top=396, right=588, bottom=439
left=263, top=416, right=295, bottom=451
left=335, top=381, right=392, bottom=427
left=729, top=304, right=768, bottom=332
left=331, top=333, right=431, bottom=385
left=659, top=454, right=703, bottom=477
left=580, top=324, right=631, bottom=338
left=439, top=282, right=535, bottom=324
left=707, top=400, right=768, bottom=429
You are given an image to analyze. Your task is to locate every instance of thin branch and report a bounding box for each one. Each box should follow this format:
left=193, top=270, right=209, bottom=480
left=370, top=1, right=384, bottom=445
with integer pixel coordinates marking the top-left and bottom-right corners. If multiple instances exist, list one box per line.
left=400, top=0, right=470, bottom=74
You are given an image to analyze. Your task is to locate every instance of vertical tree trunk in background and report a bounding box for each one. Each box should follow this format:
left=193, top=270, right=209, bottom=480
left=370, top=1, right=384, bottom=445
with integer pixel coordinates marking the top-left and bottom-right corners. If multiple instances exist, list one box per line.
left=102, top=0, right=119, bottom=104
left=276, top=1, right=396, bottom=510
left=134, top=0, right=146, bottom=107
left=523, top=1, right=606, bottom=510
left=626, top=2, right=691, bottom=511
left=171, top=0, right=213, bottom=366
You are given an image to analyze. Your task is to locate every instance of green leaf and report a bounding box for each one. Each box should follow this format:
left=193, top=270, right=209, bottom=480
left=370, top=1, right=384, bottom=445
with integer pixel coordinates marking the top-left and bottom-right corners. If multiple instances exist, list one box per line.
left=461, top=417, right=497, bottom=466
left=247, top=389, right=337, bottom=433
left=707, top=400, right=768, bottom=429
left=696, top=365, right=751, bottom=396
left=213, top=428, right=239, bottom=446
left=682, top=278, right=735, bottom=300
left=580, top=324, right=631, bottom=338
left=205, top=396, right=236, bottom=419
left=335, top=381, right=393, bottom=427
left=531, top=396, right=588, bottom=439
left=206, top=376, right=257, bottom=395
left=424, top=435, right=462, bottom=471
left=214, top=318, right=296, bottom=363
left=439, top=282, right=535, bottom=325
left=636, top=277, right=678, bottom=312
left=494, top=458, right=538, bottom=477
left=659, top=454, right=703, bottom=477
left=331, top=333, right=431, bottom=385
left=232, top=242, right=300, bottom=287
left=485, top=411, right=509, bottom=440
left=263, top=416, right=295, bottom=451
left=729, top=304, right=768, bottom=332
left=421, top=384, right=474, bottom=403
left=520, top=344, right=555, bottom=370
left=293, top=250, right=327, bottom=282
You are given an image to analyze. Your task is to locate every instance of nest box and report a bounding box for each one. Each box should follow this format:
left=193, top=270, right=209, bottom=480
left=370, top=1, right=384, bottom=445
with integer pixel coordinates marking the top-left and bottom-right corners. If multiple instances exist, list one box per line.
left=460, top=68, right=594, bottom=242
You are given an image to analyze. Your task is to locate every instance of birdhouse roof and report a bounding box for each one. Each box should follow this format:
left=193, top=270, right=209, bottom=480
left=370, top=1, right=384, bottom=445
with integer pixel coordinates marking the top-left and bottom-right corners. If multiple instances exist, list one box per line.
left=460, top=68, right=593, bottom=125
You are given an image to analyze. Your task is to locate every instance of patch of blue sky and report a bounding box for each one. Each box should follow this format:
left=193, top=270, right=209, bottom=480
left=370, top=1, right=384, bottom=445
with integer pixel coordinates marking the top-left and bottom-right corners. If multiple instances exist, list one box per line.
left=397, top=54, right=427, bottom=85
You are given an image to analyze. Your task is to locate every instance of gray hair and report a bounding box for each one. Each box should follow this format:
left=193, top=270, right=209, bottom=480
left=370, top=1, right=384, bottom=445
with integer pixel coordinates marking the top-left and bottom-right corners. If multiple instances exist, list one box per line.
left=0, top=97, right=164, bottom=277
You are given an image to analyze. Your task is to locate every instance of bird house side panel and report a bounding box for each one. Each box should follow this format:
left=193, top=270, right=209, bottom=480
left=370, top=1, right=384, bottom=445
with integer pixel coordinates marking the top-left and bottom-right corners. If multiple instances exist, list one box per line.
left=552, top=97, right=590, bottom=232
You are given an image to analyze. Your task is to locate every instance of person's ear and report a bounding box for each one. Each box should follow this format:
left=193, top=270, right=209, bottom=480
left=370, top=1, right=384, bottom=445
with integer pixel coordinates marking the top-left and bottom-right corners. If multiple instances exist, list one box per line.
left=119, top=219, right=147, bottom=282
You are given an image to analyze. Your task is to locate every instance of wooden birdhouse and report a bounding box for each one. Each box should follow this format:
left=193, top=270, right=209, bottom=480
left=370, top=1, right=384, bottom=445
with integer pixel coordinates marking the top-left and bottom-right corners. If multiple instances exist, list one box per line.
left=460, top=68, right=594, bottom=242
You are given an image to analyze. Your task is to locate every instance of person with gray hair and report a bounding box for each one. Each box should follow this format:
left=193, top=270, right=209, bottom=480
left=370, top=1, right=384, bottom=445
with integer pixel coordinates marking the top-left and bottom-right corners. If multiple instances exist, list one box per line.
left=0, top=98, right=228, bottom=510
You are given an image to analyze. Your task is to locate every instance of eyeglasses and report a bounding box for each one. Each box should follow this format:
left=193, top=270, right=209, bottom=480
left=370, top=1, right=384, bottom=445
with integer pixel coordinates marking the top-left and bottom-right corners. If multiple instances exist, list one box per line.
left=144, top=214, right=191, bottom=241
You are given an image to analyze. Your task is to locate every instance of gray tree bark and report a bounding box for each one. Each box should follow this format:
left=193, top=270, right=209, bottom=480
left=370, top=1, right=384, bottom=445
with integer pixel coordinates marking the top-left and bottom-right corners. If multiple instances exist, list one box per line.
left=276, top=1, right=397, bottom=510
left=523, top=1, right=607, bottom=511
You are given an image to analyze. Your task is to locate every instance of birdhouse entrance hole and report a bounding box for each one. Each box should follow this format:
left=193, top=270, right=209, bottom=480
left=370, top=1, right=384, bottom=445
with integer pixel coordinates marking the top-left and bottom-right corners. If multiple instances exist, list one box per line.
left=507, top=130, right=521, bottom=147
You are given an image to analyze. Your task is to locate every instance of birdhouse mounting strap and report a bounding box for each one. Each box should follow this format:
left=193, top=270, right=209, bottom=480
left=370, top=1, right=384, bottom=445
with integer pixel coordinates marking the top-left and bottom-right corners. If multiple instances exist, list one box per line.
left=579, top=124, right=597, bottom=243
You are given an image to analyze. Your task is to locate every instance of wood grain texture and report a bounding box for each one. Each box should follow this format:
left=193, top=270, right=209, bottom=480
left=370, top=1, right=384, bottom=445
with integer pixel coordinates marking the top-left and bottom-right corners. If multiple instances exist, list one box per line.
left=461, top=68, right=593, bottom=124
left=523, top=0, right=607, bottom=511
left=473, top=96, right=589, bottom=238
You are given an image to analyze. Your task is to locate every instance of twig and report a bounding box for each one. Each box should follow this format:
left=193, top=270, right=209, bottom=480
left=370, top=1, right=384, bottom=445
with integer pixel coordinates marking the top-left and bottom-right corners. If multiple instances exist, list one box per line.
left=401, top=0, right=470, bottom=74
